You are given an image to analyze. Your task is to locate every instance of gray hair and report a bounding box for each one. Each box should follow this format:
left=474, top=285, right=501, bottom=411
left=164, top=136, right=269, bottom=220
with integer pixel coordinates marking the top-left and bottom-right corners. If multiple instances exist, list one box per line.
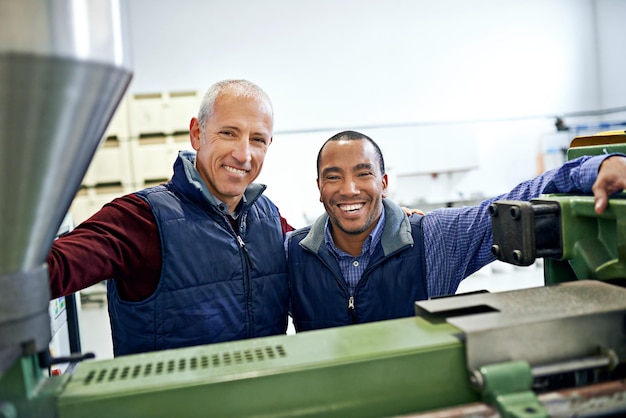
left=197, top=80, right=273, bottom=132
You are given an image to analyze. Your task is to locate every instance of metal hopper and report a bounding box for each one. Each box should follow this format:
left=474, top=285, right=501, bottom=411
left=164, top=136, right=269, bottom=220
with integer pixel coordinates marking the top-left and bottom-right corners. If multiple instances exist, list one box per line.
left=0, top=0, right=132, bottom=370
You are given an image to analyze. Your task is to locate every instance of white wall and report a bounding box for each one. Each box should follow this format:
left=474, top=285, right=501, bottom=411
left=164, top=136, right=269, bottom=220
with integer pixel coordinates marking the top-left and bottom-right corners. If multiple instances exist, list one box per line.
left=595, top=0, right=626, bottom=110
left=118, top=0, right=624, bottom=228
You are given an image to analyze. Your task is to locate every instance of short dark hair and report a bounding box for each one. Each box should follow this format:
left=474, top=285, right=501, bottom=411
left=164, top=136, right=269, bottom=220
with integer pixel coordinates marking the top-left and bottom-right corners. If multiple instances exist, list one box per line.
left=317, top=130, right=385, bottom=177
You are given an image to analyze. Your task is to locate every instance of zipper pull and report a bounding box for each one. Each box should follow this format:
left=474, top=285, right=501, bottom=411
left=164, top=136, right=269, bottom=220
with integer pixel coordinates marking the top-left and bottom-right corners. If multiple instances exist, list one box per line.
left=347, top=296, right=357, bottom=323
left=237, top=235, right=254, bottom=269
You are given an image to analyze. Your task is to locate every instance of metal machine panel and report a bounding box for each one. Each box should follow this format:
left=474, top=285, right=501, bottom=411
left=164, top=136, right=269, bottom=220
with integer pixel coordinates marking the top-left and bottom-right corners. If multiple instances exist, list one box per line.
left=57, top=317, right=477, bottom=418
left=416, top=281, right=626, bottom=373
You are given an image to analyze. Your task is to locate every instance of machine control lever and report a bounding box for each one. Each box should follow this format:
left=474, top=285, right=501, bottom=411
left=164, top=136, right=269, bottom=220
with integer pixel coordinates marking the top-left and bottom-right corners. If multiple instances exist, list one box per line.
left=38, top=349, right=95, bottom=369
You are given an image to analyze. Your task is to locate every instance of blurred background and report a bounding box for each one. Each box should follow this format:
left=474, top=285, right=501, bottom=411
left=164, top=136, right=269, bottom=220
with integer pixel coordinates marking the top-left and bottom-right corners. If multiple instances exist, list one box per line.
left=71, top=0, right=626, bottom=229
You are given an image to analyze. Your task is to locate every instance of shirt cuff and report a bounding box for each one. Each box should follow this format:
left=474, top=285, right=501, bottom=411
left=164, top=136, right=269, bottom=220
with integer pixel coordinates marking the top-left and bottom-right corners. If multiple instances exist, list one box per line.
left=579, top=153, right=626, bottom=192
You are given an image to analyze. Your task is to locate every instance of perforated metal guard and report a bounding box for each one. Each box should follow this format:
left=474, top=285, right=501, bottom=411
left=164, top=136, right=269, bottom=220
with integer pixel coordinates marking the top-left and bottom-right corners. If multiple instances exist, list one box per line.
left=80, top=344, right=287, bottom=386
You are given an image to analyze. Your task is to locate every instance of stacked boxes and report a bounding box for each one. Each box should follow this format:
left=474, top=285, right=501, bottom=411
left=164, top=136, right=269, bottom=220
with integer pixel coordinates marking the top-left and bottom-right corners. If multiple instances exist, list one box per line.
left=69, top=90, right=203, bottom=224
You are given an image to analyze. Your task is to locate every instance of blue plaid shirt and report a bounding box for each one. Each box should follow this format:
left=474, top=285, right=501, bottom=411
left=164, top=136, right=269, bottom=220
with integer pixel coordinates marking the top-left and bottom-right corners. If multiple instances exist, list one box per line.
left=324, top=207, right=386, bottom=295
left=319, top=154, right=611, bottom=298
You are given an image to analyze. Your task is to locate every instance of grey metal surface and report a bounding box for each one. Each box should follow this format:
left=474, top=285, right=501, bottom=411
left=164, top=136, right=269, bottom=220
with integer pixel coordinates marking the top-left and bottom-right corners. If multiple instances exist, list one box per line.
left=0, top=0, right=132, bottom=274
left=416, top=281, right=626, bottom=371
left=0, top=0, right=131, bottom=355
left=0, top=54, right=130, bottom=273
left=0, top=266, right=51, bottom=360
left=0, top=0, right=131, bottom=66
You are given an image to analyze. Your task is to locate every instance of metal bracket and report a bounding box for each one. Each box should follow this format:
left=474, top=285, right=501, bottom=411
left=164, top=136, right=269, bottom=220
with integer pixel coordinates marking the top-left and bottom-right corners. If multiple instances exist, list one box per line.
left=489, top=199, right=562, bottom=266
left=472, top=361, right=548, bottom=418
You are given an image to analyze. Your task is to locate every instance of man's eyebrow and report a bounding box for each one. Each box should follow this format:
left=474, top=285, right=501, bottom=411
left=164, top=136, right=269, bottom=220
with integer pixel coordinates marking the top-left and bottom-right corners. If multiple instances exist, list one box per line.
left=321, top=166, right=342, bottom=177
left=354, top=163, right=374, bottom=171
left=219, top=125, right=241, bottom=131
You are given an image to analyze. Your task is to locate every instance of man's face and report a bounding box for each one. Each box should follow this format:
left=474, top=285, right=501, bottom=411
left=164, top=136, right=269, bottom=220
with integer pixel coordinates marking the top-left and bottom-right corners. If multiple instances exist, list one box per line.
left=317, top=139, right=388, bottom=239
left=190, top=92, right=273, bottom=212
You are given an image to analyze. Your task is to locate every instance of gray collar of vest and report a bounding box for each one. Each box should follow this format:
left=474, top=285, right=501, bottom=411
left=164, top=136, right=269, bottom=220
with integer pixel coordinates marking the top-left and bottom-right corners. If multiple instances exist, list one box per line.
left=300, top=199, right=414, bottom=256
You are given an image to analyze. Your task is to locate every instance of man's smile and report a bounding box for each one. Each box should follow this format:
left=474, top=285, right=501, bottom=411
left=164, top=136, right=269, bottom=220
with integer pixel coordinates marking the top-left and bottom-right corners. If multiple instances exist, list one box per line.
left=223, top=165, right=248, bottom=175
left=338, top=203, right=365, bottom=213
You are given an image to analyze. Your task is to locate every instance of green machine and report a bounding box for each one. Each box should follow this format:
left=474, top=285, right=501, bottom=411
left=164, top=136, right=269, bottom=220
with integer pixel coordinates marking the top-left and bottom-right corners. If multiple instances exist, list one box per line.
left=52, top=281, right=626, bottom=418
left=491, top=131, right=626, bottom=286
left=3, top=2, right=626, bottom=416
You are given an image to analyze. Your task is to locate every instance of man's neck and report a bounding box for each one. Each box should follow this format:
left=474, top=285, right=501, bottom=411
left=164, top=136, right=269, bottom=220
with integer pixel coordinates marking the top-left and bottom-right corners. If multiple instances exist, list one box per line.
left=331, top=229, right=369, bottom=257
left=223, top=197, right=242, bottom=215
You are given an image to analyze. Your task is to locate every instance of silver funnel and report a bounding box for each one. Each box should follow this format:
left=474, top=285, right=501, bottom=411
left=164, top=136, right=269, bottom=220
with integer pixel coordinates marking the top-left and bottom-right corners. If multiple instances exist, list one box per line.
left=0, top=0, right=132, bottom=361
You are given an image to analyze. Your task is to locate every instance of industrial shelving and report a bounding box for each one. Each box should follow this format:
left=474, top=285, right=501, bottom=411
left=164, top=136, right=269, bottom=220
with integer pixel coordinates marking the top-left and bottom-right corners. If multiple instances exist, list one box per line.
left=69, top=90, right=203, bottom=223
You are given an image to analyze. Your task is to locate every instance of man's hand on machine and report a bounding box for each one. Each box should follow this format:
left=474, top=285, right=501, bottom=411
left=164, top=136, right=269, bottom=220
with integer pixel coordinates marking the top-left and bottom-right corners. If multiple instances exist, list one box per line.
left=593, top=155, right=626, bottom=214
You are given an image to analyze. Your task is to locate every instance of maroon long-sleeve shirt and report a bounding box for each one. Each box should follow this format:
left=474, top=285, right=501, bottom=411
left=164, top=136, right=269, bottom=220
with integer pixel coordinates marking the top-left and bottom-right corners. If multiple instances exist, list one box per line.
left=48, top=194, right=294, bottom=302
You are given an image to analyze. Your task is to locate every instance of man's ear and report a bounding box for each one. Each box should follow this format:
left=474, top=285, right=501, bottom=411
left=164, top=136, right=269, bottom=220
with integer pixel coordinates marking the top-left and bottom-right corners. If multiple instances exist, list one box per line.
left=189, top=117, right=201, bottom=150
left=381, top=173, right=388, bottom=198
left=317, top=178, right=322, bottom=202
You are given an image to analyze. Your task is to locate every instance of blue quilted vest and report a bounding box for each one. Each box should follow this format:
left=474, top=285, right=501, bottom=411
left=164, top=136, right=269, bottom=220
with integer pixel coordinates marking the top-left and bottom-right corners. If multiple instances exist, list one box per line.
left=287, top=199, right=427, bottom=332
left=108, top=155, right=288, bottom=356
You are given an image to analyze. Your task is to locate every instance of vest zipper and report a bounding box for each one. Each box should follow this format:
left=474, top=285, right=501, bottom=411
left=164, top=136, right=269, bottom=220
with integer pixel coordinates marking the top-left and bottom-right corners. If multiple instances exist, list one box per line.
left=236, top=234, right=254, bottom=339
left=237, top=235, right=254, bottom=269
left=348, top=296, right=357, bottom=323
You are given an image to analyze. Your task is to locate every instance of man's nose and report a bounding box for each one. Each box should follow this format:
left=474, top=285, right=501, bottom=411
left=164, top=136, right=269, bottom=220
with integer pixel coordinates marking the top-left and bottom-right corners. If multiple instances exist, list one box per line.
left=232, top=137, right=252, bottom=163
left=340, top=177, right=359, bottom=195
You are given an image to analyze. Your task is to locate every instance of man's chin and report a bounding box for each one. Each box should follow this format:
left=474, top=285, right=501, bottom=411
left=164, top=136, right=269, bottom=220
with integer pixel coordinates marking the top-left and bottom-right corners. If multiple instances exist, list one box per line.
left=336, top=220, right=368, bottom=236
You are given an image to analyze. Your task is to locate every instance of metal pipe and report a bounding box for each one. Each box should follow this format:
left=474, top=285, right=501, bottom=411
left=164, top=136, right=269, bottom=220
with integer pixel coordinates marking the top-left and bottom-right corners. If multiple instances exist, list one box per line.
left=399, top=379, right=626, bottom=418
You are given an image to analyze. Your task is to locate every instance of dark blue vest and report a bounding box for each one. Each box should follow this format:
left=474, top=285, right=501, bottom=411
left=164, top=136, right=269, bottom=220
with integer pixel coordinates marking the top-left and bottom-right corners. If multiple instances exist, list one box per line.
left=108, top=157, right=288, bottom=356
left=287, top=201, right=427, bottom=332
